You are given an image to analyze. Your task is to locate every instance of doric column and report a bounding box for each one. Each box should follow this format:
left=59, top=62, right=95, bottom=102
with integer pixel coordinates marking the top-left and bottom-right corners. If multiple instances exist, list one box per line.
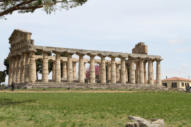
left=67, top=54, right=73, bottom=82
left=156, top=60, right=162, bottom=86
left=52, top=61, right=56, bottom=81
left=62, top=62, right=67, bottom=80
left=20, top=53, right=26, bottom=83
left=99, top=63, right=101, bottom=81
left=129, top=60, right=136, bottom=84
left=107, top=63, right=111, bottom=82
left=111, top=57, right=116, bottom=84
left=19, top=56, right=23, bottom=83
left=148, top=60, right=154, bottom=85
left=12, top=57, right=17, bottom=83
left=90, top=55, right=96, bottom=83
left=144, top=61, right=147, bottom=84
left=135, top=62, right=140, bottom=84
left=100, top=56, right=106, bottom=84
left=139, top=59, right=144, bottom=84
left=73, top=62, right=77, bottom=80
left=79, top=55, right=85, bottom=83
left=55, top=53, right=61, bottom=83
left=8, top=58, right=13, bottom=85
left=126, top=64, right=129, bottom=83
left=25, top=53, right=30, bottom=83
left=120, top=57, right=126, bottom=84
left=84, top=63, right=86, bottom=80
left=29, top=52, right=36, bottom=83
left=42, top=52, right=49, bottom=83
left=16, top=56, right=21, bottom=83
left=116, top=64, right=120, bottom=82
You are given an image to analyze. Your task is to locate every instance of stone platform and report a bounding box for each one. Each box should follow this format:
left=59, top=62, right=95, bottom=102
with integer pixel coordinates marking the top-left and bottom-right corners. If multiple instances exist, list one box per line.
left=15, top=83, right=167, bottom=91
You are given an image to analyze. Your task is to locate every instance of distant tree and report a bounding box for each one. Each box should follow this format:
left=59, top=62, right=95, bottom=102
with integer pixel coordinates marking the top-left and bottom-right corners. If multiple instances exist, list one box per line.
left=0, top=0, right=87, bottom=17
left=0, top=71, right=6, bottom=85
left=86, top=65, right=100, bottom=79
left=61, top=52, right=68, bottom=57
left=4, top=57, right=9, bottom=75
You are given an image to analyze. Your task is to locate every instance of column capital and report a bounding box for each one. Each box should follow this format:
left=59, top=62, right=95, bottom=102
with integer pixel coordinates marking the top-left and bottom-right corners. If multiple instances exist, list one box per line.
left=55, top=52, right=61, bottom=58
left=77, top=53, right=85, bottom=57
left=110, top=56, right=116, bottom=61
left=156, top=58, right=162, bottom=62
left=148, top=58, right=155, bottom=62
left=100, top=55, right=106, bottom=59
left=89, top=54, right=95, bottom=58
left=43, top=52, right=49, bottom=59
left=143, top=60, right=147, bottom=64
left=120, top=56, right=126, bottom=60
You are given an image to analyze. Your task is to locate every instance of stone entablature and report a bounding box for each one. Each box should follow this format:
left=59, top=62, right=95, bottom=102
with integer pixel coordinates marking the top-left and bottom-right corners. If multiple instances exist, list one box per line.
left=8, top=29, right=163, bottom=87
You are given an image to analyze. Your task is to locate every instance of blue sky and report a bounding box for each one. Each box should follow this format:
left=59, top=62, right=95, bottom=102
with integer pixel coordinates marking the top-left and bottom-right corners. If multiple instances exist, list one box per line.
left=0, top=0, right=191, bottom=79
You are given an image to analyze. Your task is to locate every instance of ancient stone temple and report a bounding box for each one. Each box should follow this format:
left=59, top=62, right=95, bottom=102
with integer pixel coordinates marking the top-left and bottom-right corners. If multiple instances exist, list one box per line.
left=7, top=29, right=163, bottom=88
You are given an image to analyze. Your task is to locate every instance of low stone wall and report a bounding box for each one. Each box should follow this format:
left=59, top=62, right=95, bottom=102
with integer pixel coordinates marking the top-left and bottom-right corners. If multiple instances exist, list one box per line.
left=14, top=83, right=168, bottom=91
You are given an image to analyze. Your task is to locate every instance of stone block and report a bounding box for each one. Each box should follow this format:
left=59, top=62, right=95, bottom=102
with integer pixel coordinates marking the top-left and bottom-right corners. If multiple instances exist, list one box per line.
left=132, top=42, right=148, bottom=54
left=126, top=116, right=165, bottom=127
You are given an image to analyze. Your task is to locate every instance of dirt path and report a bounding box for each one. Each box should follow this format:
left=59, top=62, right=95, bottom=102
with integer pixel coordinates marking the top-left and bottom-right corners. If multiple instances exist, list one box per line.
left=0, top=89, right=137, bottom=93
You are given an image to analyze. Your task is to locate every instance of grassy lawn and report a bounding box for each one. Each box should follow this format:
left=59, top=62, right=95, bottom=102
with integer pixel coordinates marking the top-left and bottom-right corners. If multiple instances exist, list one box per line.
left=0, top=90, right=190, bottom=127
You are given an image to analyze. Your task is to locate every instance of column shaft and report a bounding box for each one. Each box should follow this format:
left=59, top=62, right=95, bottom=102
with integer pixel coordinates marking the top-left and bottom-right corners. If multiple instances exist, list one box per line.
left=29, top=52, right=36, bottom=83
left=107, top=63, right=111, bottom=82
left=116, top=64, right=120, bottom=82
left=144, top=62, right=147, bottom=84
left=52, top=61, right=56, bottom=81
left=135, top=62, right=140, bottom=84
left=25, top=54, right=30, bottom=83
left=73, top=62, right=77, bottom=80
left=12, top=58, right=17, bottom=83
left=62, top=62, right=67, bottom=80
left=79, top=55, right=85, bottom=83
left=156, top=60, right=162, bottom=85
left=111, top=57, right=116, bottom=84
left=120, top=58, right=126, bottom=84
left=129, top=60, right=136, bottom=84
left=90, top=55, right=95, bottom=83
left=84, top=63, right=86, bottom=80
left=16, top=56, right=21, bottom=83
left=42, top=53, right=49, bottom=83
left=67, top=54, right=73, bottom=82
left=126, top=64, right=129, bottom=83
left=8, top=58, right=13, bottom=85
left=148, top=60, right=154, bottom=85
left=100, top=56, right=106, bottom=84
left=20, top=54, right=26, bottom=83
left=55, top=53, right=61, bottom=83
left=139, top=60, right=144, bottom=84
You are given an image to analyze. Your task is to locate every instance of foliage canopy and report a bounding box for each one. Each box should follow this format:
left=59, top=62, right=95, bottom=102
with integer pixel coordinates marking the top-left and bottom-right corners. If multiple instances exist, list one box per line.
left=0, top=0, right=87, bottom=17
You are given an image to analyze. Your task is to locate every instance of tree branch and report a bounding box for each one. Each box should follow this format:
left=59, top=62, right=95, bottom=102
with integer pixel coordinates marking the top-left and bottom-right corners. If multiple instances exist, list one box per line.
left=18, top=5, right=43, bottom=10
left=0, top=0, right=36, bottom=16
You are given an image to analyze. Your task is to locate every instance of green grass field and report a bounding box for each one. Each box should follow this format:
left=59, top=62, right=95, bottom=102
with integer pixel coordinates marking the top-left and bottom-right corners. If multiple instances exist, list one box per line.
left=0, top=90, right=191, bottom=127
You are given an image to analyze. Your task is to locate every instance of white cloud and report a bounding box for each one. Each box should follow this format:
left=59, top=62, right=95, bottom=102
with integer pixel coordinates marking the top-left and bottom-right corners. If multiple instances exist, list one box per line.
left=168, top=39, right=184, bottom=45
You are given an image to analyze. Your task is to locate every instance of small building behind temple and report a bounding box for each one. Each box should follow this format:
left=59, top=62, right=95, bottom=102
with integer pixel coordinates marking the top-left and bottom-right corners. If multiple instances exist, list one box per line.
left=162, top=77, right=191, bottom=90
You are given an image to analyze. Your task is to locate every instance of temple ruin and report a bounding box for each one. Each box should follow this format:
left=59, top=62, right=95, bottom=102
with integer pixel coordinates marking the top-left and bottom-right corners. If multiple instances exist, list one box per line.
left=7, top=29, right=163, bottom=88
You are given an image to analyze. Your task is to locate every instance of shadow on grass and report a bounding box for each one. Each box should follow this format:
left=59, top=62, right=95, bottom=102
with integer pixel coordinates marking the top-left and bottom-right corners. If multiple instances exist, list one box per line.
left=0, top=98, right=36, bottom=106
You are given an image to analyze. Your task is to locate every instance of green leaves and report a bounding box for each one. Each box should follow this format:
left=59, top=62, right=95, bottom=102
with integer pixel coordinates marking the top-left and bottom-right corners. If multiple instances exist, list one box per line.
left=0, top=0, right=88, bottom=17
left=0, top=71, right=6, bottom=84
